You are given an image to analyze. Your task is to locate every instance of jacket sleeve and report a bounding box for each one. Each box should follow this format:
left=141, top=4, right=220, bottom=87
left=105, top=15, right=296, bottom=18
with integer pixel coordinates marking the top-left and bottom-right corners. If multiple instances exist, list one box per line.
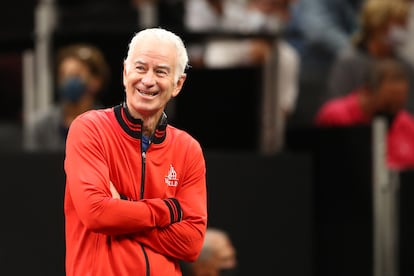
left=65, top=113, right=182, bottom=235
left=131, top=140, right=208, bottom=262
left=136, top=220, right=206, bottom=262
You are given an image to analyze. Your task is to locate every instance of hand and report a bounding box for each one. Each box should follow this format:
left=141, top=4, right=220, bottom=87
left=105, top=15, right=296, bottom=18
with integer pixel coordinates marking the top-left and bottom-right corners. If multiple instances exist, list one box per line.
left=110, top=181, right=120, bottom=199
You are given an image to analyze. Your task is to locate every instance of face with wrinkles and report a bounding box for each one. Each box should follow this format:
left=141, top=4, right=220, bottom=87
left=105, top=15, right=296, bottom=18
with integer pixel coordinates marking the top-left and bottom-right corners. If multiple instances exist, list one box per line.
left=123, top=36, right=186, bottom=119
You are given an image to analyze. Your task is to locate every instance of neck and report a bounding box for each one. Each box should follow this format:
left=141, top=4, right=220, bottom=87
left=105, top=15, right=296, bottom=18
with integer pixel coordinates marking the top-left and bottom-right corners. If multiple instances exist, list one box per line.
left=123, top=102, right=164, bottom=137
left=141, top=117, right=159, bottom=137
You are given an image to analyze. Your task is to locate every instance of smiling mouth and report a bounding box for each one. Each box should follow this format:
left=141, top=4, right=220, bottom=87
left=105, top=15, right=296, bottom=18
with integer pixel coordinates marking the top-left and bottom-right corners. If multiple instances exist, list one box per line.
left=138, top=89, right=158, bottom=97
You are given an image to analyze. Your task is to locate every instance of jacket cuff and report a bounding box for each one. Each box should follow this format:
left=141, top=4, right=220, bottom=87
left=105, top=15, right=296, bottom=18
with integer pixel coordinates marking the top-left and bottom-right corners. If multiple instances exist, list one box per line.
left=163, top=198, right=183, bottom=224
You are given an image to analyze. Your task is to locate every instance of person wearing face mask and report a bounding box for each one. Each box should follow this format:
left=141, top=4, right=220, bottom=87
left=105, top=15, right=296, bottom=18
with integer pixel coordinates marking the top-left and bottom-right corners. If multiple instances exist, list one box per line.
left=181, top=227, right=238, bottom=276
left=315, top=58, right=414, bottom=171
left=24, top=43, right=110, bottom=152
left=323, top=0, right=414, bottom=114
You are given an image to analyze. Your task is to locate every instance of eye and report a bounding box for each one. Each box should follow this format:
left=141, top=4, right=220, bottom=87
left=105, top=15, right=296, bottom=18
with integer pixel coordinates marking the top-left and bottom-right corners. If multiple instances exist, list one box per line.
left=136, top=65, right=146, bottom=72
left=156, top=69, right=168, bottom=77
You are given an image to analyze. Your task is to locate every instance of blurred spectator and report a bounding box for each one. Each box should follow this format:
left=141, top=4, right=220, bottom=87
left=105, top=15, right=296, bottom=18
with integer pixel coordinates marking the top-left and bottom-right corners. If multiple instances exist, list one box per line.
left=282, top=0, right=363, bottom=125
left=315, top=58, right=414, bottom=171
left=185, top=0, right=300, bottom=117
left=324, top=0, right=414, bottom=113
left=184, top=0, right=246, bottom=33
left=287, top=0, right=363, bottom=63
left=184, top=0, right=299, bottom=153
left=184, top=0, right=246, bottom=67
left=24, top=43, right=110, bottom=152
left=128, top=0, right=188, bottom=32
left=181, top=227, right=238, bottom=276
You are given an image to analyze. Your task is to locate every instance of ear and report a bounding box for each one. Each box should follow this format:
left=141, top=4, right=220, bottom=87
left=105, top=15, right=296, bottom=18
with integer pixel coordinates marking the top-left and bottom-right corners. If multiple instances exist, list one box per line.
left=122, top=62, right=128, bottom=88
left=172, top=73, right=187, bottom=98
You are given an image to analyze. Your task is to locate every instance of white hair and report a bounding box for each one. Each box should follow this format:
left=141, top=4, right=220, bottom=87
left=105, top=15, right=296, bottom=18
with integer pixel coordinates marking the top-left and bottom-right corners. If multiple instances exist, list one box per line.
left=125, top=27, right=189, bottom=82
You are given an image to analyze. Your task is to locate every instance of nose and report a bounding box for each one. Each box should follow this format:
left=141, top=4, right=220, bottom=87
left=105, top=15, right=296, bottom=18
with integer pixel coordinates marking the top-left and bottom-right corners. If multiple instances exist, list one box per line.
left=141, top=71, right=156, bottom=86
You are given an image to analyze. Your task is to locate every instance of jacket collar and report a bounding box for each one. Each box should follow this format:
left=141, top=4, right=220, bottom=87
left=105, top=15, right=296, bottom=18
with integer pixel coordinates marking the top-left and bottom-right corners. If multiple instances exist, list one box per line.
left=114, top=103, right=167, bottom=144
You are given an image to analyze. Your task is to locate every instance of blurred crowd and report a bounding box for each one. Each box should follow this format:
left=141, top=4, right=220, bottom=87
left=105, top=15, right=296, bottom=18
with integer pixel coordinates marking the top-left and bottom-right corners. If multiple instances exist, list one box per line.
left=1, top=1, right=414, bottom=275
left=2, top=0, right=414, bottom=165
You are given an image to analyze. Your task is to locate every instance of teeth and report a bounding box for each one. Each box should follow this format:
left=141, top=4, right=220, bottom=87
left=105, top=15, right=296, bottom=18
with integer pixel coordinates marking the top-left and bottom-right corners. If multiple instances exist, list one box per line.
left=139, top=90, right=156, bottom=96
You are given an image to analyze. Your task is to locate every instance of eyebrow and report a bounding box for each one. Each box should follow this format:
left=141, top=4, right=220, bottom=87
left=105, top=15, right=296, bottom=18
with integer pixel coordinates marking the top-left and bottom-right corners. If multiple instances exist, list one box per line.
left=134, top=60, right=171, bottom=72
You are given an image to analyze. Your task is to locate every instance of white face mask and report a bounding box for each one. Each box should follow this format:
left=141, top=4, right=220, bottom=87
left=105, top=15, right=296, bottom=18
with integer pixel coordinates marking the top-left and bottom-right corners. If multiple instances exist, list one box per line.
left=387, top=25, right=409, bottom=48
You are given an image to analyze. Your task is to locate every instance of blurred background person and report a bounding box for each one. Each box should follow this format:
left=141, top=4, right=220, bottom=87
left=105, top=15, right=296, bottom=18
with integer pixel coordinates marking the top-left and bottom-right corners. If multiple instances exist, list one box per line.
left=287, top=0, right=363, bottom=70
left=181, top=227, right=238, bottom=276
left=184, top=0, right=300, bottom=153
left=24, top=43, right=110, bottom=152
left=184, top=0, right=247, bottom=33
left=184, top=0, right=247, bottom=67
left=281, top=0, right=363, bottom=126
left=185, top=0, right=299, bottom=117
left=315, top=58, right=414, bottom=171
left=203, top=0, right=300, bottom=114
left=324, top=0, right=414, bottom=113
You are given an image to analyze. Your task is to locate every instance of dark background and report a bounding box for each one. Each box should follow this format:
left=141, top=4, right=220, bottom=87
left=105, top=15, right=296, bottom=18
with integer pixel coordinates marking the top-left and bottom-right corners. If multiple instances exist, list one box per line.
left=1, top=2, right=414, bottom=276
left=0, top=126, right=389, bottom=276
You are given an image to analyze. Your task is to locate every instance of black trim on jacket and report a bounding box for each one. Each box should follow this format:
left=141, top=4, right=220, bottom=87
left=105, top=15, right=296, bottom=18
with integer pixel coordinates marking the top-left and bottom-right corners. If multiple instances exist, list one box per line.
left=114, top=103, right=167, bottom=144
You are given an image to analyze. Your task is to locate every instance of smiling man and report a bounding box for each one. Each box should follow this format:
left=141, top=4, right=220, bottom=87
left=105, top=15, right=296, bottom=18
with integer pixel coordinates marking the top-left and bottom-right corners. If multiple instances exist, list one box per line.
left=64, top=27, right=208, bottom=276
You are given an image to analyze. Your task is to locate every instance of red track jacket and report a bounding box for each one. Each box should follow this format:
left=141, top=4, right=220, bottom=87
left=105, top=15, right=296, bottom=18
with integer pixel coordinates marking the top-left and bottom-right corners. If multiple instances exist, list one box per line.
left=64, top=104, right=207, bottom=276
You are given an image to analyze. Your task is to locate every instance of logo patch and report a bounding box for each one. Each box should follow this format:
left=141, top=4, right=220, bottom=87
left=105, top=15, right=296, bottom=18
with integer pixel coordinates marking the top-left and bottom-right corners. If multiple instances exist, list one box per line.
left=165, top=164, right=179, bottom=187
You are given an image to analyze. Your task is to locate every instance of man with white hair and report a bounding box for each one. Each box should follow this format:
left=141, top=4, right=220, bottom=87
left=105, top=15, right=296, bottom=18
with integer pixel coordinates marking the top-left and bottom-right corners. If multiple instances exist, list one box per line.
left=64, top=27, right=207, bottom=276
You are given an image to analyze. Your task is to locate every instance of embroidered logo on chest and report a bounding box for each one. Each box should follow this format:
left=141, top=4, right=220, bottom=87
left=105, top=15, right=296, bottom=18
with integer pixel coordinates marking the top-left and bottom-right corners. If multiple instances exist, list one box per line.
left=165, top=164, right=179, bottom=187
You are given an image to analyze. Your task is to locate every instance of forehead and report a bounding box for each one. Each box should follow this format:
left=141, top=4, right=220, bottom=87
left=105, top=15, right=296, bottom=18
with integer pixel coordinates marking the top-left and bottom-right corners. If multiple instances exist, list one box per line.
left=59, top=57, right=90, bottom=75
left=130, top=36, right=177, bottom=65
